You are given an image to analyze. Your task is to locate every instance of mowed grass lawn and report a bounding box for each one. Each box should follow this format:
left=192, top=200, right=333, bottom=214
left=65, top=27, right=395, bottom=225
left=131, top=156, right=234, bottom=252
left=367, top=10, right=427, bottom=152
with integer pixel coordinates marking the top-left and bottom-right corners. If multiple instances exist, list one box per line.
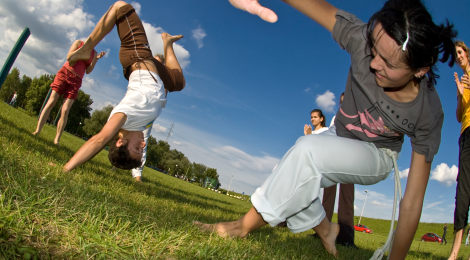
left=0, top=101, right=468, bottom=259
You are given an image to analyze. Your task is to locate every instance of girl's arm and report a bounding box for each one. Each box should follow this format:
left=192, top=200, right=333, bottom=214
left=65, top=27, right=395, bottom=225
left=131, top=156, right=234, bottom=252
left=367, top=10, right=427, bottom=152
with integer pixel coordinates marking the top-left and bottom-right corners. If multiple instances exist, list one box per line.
left=388, top=151, right=431, bottom=259
left=455, top=72, right=465, bottom=123
left=86, top=51, right=106, bottom=74
left=63, top=113, right=126, bottom=172
left=282, top=0, right=338, bottom=32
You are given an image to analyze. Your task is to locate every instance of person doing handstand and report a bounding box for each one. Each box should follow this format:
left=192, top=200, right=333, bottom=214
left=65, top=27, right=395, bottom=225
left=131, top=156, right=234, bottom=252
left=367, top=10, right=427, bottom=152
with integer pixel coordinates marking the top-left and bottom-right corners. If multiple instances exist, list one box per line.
left=32, top=40, right=105, bottom=146
left=63, top=1, right=185, bottom=172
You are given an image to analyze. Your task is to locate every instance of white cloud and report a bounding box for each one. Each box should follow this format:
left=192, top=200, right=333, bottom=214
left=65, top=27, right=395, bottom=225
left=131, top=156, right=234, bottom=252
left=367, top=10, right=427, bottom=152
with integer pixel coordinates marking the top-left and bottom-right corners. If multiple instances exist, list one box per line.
left=399, top=168, right=409, bottom=178
left=142, top=21, right=190, bottom=69
left=211, top=146, right=279, bottom=174
left=173, top=141, right=182, bottom=145
left=304, top=87, right=311, bottom=93
left=0, top=0, right=96, bottom=77
left=130, top=1, right=141, bottom=15
left=191, top=26, right=206, bottom=49
left=431, top=163, right=458, bottom=186
left=153, top=124, right=167, bottom=133
left=315, top=90, right=336, bottom=113
left=94, top=101, right=117, bottom=110
left=423, top=201, right=443, bottom=210
left=371, top=200, right=386, bottom=206
left=354, top=204, right=359, bottom=210
left=104, top=48, right=110, bottom=58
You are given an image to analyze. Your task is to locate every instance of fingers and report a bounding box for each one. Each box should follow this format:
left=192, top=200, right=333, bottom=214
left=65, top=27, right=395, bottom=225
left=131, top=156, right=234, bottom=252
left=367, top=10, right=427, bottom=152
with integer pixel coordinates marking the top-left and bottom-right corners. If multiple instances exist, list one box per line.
left=229, top=0, right=278, bottom=23
left=245, top=1, right=278, bottom=23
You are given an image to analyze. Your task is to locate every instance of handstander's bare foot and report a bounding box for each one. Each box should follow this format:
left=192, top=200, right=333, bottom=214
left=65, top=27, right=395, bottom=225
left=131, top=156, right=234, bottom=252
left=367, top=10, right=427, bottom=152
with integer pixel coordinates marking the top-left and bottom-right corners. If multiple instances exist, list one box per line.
left=67, top=41, right=93, bottom=66
left=161, top=33, right=183, bottom=44
left=314, top=221, right=340, bottom=258
left=193, top=220, right=248, bottom=238
left=32, top=131, right=39, bottom=136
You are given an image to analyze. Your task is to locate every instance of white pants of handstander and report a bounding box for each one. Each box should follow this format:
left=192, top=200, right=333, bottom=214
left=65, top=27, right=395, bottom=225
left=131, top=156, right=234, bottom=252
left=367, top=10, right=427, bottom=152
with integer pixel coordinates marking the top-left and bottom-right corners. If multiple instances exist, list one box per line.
left=251, top=126, right=395, bottom=233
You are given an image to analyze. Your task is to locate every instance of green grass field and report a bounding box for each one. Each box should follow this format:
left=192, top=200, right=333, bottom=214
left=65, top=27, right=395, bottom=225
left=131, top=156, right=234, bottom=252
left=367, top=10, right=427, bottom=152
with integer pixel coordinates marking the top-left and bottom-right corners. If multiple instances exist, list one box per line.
left=0, top=101, right=468, bottom=259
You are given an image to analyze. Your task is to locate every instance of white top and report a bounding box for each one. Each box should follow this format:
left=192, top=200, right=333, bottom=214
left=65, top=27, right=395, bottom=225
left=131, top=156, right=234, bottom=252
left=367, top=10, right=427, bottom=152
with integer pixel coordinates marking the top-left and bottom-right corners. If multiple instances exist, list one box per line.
left=312, top=127, right=329, bottom=135
left=109, top=70, right=167, bottom=131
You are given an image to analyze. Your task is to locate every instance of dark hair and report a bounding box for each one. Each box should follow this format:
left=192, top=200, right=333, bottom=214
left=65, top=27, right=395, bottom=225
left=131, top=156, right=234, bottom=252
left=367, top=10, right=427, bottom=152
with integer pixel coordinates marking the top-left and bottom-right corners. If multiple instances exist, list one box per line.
left=366, top=0, right=457, bottom=87
left=108, top=133, right=143, bottom=170
left=310, top=109, right=326, bottom=127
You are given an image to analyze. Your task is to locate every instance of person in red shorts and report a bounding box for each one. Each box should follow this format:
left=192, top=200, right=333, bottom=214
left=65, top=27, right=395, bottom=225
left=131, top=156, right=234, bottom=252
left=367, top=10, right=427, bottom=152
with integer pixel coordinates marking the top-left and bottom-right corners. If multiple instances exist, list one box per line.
left=32, top=40, right=105, bottom=146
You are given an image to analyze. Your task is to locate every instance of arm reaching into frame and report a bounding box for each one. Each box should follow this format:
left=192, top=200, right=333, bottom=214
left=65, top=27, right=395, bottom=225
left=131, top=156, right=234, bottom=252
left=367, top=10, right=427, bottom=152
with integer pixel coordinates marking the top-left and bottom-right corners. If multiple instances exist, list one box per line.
left=228, top=0, right=338, bottom=32
left=63, top=113, right=127, bottom=172
left=229, top=0, right=278, bottom=23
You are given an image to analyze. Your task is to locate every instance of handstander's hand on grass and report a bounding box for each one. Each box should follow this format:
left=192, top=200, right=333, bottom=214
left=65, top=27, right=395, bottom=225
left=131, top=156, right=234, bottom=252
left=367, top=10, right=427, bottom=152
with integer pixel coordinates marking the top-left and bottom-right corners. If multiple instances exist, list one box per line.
left=228, top=0, right=278, bottom=23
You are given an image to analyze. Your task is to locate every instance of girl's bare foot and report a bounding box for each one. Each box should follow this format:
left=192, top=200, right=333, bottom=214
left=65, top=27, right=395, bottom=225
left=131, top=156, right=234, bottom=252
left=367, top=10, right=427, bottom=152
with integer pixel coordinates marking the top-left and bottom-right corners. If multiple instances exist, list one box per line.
left=161, top=33, right=183, bottom=44
left=193, top=221, right=248, bottom=238
left=320, top=222, right=340, bottom=257
left=32, top=131, right=39, bottom=136
left=67, top=43, right=93, bottom=66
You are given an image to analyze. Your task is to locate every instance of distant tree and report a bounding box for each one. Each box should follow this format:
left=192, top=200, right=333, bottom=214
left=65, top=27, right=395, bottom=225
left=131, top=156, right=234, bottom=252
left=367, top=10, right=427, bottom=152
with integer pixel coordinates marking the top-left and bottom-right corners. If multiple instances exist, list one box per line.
left=0, top=68, right=21, bottom=105
left=17, top=74, right=32, bottom=108
left=25, top=74, right=56, bottom=116
left=64, top=90, right=93, bottom=136
left=146, top=139, right=171, bottom=168
left=205, top=168, right=219, bottom=181
left=82, top=104, right=114, bottom=137
left=192, top=163, right=207, bottom=184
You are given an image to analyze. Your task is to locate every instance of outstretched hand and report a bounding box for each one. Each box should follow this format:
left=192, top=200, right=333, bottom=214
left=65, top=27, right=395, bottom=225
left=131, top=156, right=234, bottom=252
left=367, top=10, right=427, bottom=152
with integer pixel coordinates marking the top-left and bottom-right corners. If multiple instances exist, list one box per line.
left=97, top=51, right=106, bottom=59
left=228, top=0, right=278, bottom=23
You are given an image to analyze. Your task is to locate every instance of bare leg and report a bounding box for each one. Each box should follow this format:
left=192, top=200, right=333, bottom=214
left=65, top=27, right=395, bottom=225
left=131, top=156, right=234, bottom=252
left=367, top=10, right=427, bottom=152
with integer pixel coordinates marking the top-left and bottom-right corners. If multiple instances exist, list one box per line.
left=54, top=98, right=74, bottom=146
left=161, top=33, right=183, bottom=73
left=313, top=217, right=340, bottom=257
left=194, top=207, right=267, bottom=238
left=33, top=91, right=61, bottom=136
left=67, top=1, right=128, bottom=66
left=449, top=229, right=463, bottom=260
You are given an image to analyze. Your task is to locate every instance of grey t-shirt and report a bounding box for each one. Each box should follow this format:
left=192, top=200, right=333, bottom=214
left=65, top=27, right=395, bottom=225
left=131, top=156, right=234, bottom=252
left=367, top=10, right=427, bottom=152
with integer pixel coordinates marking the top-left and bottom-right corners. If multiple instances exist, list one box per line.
left=332, top=10, right=444, bottom=162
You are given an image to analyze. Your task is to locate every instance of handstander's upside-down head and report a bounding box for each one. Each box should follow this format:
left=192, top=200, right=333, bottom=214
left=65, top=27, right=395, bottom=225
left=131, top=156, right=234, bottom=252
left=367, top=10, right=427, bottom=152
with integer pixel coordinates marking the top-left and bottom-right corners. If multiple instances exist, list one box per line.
left=108, top=129, right=145, bottom=169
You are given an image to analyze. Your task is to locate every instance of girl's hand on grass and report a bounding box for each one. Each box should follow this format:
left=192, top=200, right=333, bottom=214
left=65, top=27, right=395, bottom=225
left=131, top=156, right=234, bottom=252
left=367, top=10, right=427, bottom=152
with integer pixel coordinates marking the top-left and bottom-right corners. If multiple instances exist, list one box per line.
left=228, top=0, right=278, bottom=23
left=48, top=162, right=56, bottom=166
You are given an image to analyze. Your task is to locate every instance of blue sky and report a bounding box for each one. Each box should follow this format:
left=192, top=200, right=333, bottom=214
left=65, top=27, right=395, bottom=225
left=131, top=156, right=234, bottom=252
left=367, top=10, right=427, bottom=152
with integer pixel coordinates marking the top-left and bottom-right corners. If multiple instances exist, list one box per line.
left=1, top=0, right=469, bottom=223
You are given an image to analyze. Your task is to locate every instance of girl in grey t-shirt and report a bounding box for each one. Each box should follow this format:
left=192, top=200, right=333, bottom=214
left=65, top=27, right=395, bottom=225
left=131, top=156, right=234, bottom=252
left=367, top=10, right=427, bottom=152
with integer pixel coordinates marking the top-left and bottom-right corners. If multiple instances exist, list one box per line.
left=195, top=0, right=457, bottom=258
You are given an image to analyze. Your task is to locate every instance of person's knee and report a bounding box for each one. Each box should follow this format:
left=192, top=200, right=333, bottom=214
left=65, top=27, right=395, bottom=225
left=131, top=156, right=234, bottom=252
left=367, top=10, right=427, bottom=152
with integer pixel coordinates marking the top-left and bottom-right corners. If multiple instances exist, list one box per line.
left=113, top=1, right=128, bottom=9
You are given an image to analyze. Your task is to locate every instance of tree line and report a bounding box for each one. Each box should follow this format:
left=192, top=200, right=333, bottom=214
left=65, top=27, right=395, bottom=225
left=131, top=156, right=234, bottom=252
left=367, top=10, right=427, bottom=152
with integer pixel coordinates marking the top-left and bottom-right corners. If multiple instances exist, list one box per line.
left=0, top=68, right=221, bottom=187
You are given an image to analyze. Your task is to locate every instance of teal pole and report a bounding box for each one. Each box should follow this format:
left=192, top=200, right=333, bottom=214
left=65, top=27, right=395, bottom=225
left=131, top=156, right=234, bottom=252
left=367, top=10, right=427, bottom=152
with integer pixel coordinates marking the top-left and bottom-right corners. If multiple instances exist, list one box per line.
left=0, top=27, right=30, bottom=89
left=53, top=104, right=63, bottom=126
left=38, top=88, right=52, bottom=119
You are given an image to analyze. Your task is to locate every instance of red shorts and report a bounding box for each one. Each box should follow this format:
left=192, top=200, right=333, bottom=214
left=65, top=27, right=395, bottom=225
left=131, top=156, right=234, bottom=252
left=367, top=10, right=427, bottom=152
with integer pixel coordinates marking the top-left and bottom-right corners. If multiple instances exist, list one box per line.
left=50, top=67, right=82, bottom=100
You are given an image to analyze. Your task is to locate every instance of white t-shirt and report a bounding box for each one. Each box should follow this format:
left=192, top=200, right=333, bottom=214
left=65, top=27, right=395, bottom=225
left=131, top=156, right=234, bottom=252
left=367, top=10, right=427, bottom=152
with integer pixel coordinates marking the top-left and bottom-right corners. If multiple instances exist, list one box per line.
left=312, top=127, right=329, bottom=135
left=109, top=70, right=167, bottom=131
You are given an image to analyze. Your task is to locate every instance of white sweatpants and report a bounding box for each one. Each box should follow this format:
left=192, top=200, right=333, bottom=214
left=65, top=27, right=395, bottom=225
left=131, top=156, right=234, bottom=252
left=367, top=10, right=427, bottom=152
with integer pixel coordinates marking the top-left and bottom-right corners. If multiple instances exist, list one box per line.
left=251, top=126, right=395, bottom=233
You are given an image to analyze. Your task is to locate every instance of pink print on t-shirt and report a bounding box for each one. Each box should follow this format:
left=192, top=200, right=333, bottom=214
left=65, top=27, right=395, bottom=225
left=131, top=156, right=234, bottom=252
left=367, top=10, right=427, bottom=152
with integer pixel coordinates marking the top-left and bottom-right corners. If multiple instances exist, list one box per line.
left=340, top=108, right=399, bottom=138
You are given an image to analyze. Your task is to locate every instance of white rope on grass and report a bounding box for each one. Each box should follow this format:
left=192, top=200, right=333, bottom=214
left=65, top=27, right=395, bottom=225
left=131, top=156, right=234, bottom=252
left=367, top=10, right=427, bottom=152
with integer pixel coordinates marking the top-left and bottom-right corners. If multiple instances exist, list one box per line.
left=370, top=149, right=403, bottom=260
